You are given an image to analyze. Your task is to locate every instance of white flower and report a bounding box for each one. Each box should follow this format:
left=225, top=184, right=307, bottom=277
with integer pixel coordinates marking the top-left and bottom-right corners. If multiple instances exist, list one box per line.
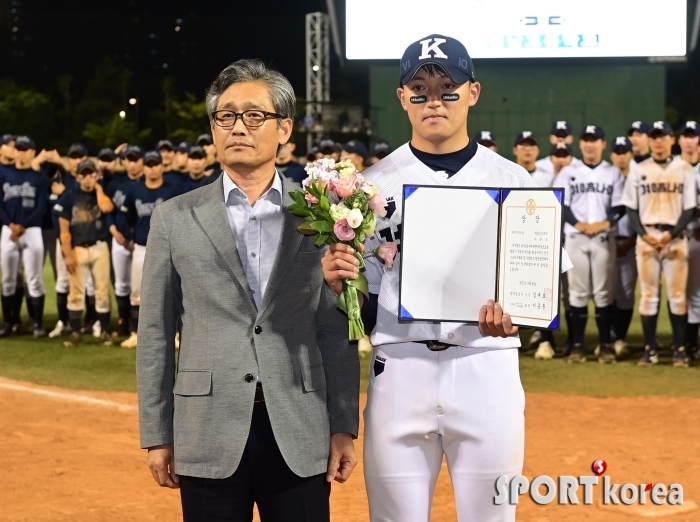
left=361, top=181, right=378, bottom=198
left=346, top=208, right=363, bottom=228
left=329, top=203, right=350, bottom=222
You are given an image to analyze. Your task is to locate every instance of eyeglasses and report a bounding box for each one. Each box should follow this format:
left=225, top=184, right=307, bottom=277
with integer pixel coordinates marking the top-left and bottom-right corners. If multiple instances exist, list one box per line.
left=211, top=110, right=284, bottom=129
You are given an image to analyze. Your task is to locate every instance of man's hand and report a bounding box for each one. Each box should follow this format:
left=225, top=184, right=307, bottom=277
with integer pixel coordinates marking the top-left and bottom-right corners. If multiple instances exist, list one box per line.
left=574, top=222, right=590, bottom=235
left=326, top=433, right=357, bottom=483
left=479, top=299, right=519, bottom=338
left=111, top=228, right=127, bottom=246
left=587, top=220, right=611, bottom=236
left=64, top=252, right=77, bottom=274
left=321, top=243, right=364, bottom=297
left=8, top=223, right=25, bottom=242
left=657, top=231, right=672, bottom=249
left=146, top=444, right=180, bottom=489
left=642, top=234, right=658, bottom=248
left=126, top=240, right=135, bottom=252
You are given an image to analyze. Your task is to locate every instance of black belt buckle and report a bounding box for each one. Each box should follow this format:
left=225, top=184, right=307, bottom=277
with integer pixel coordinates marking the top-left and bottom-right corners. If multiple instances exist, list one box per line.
left=254, top=382, right=265, bottom=403
left=425, top=340, right=450, bottom=351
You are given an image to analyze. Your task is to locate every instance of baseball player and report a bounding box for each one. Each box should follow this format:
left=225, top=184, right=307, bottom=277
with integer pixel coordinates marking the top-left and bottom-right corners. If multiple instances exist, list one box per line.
left=55, top=159, right=114, bottom=348
left=180, top=145, right=214, bottom=192
left=322, top=34, right=571, bottom=522
left=553, top=125, right=625, bottom=364
left=317, top=139, right=340, bottom=160
left=156, top=140, right=175, bottom=173
left=116, top=151, right=180, bottom=349
left=678, top=121, right=700, bottom=356
left=275, top=134, right=307, bottom=183
left=340, top=140, right=369, bottom=173
left=474, top=130, right=497, bottom=152
left=106, top=145, right=143, bottom=337
left=0, top=134, right=16, bottom=166
left=535, top=121, right=579, bottom=175
left=196, top=133, right=221, bottom=177
left=621, top=121, right=697, bottom=367
left=628, top=121, right=651, bottom=163
left=0, top=136, right=49, bottom=337
left=609, top=136, right=636, bottom=357
left=369, top=142, right=391, bottom=164
left=173, top=141, right=191, bottom=172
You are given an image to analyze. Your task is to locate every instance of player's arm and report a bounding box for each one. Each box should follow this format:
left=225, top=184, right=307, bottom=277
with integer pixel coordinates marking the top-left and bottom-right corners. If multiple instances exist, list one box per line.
left=562, top=205, right=588, bottom=233
left=0, top=182, right=12, bottom=228
left=58, top=216, right=76, bottom=274
left=94, top=181, right=114, bottom=213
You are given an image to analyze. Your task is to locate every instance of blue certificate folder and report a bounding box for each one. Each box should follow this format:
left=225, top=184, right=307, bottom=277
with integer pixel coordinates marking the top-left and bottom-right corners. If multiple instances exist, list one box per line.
left=398, top=185, right=564, bottom=330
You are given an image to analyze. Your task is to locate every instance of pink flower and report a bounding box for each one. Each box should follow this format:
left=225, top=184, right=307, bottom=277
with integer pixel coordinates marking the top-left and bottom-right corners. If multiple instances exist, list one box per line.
left=368, top=193, right=388, bottom=217
left=376, top=241, right=398, bottom=269
left=332, top=175, right=357, bottom=198
left=305, top=192, right=319, bottom=204
left=333, top=219, right=356, bottom=241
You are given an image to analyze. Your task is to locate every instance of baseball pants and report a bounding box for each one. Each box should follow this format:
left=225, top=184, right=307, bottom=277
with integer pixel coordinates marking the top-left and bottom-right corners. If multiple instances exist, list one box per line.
left=686, top=233, right=700, bottom=323
left=130, top=244, right=146, bottom=307
left=636, top=231, right=688, bottom=316
left=111, top=237, right=132, bottom=297
left=1, top=225, right=45, bottom=298
left=565, top=231, right=616, bottom=308
left=56, top=241, right=95, bottom=296
left=42, top=228, right=57, bottom=281
left=67, top=241, right=111, bottom=313
left=613, top=246, right=637, bottom=310
left=364, top=343, right=524, bottom=522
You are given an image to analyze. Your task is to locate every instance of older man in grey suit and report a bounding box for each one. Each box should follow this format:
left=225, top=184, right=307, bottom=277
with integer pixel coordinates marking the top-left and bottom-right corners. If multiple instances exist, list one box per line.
left=137, top=59, right=360, bottom=522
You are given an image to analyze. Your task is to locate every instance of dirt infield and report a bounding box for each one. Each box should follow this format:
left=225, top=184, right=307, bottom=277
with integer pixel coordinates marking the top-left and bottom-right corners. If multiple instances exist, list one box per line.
left=1, top=377, right=698, bottom=521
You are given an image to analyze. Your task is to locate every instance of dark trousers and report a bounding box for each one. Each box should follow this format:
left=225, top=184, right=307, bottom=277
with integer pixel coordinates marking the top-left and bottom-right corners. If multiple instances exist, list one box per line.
left=180, top=402, right=330, bottom=522
left=42, top=228, right=57, bottom=281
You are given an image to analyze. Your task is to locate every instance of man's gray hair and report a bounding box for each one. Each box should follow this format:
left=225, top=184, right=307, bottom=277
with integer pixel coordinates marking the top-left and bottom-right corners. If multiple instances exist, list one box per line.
left=205, top=59, right=296, bottom=122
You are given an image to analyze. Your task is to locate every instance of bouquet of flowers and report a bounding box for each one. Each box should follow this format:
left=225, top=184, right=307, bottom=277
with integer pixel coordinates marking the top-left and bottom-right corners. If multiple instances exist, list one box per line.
left=288, top=158, right=389, bottom=340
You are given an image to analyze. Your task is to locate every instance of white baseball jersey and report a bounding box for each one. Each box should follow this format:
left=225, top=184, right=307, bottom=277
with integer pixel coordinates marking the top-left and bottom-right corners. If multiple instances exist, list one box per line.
left=363, top=143, right=572, bottom=350
left=554, top=160, right=625, bottom=234
left=620, top=156, right=697, bottom=226
left=529, top=166, right=554, bottom=188
left=535, top=155, right=581, bottom=175
left=687, top=162, right=700, bottom=232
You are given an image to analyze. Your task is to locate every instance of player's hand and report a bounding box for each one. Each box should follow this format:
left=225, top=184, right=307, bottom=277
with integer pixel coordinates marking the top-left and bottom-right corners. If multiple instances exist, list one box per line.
left=657, top=231, right=672, bottom=247
left=126, top=240, right=135, bottom=252
left=115, top=143, right=129, bottom=154
left=64, top=254, right=77, bottom=274
left=479, top=299, right=519, bottom=338
left=642, top=234, right=658, bottom=248
left=52, top=182, right=66, bottom=195
left=321, top=243, right=364, bottom=298
left=112, top=230, right=127, bottom=246
left=326, top=433, right=357, bottom=484
left=146, top=444, right=180, bottom=489
left=574, top=222, right=590, bottom=235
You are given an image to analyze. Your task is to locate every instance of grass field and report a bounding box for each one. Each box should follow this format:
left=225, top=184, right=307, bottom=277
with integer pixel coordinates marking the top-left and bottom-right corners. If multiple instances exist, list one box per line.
left=0, top=262, right=698, bottom=396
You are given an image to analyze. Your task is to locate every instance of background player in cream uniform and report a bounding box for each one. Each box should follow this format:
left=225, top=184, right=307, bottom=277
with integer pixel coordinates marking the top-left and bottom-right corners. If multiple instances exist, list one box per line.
left=554, top=125, right=625, bottom=364
left=621, top=121, right=697, bottom=367
left=322, top=34, right=571, bottom=522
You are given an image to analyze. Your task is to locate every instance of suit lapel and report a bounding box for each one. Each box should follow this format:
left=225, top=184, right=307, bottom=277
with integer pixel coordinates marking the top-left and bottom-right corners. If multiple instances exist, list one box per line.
left=192, top=179, right=257, bottom=308
left=257, top=175, right=305, bottom=317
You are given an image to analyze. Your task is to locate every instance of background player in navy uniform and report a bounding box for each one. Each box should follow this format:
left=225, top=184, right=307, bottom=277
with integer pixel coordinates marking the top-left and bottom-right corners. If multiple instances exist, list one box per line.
left=106, top=145, right=143, bottom=337
left=628, top=121, right=651, bottom=163
left=97, top=148, right=118, bottom=186
left=474, top=130, right=497, bottom=152
left=173, top=141, right=190, bottom=172
left=116, top=151, right=180, bottom=349
left=55, top=159, right=114, bottom=348
left=156, top=140, right=175, bottom=174
left=275, top=133, right=306, bottom=183
left=340, top=140, right=369, bottom=173
left=369, top=142, right=391, bottom=165
left=608, top=136, right=636, bottom=357
left=0, top=136, right=50, bottom=337
left=678, top=121, right=700, bottom=357
left=553, top=125, right=625, bottom=363
left=196, top=133, right=221, bottom=177
left=0, top=134, right=16, bottom=166
left=180, top=145, right=213, bottom=192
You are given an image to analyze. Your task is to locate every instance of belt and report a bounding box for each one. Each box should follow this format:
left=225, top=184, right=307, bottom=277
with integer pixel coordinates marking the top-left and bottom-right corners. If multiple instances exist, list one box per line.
left=416, top=340, right=457, bottom=351
left=74, top=240, right=100, bottom=248
left=648, top=224, right=674, bottom=232
left=254, top=382, right=265, bottom=403
left=615, top=235, right=632, bottom=240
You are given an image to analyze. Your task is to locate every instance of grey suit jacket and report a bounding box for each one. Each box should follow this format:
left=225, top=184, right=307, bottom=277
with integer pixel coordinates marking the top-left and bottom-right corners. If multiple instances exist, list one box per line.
left=136, top=173, right=359, bottom=479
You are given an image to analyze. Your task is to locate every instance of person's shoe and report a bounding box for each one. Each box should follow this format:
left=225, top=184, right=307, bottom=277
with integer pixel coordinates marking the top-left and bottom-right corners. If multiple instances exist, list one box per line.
left=80, top=320, right=95, bottom=334
left=534, top=341, right=555, bottom=360
left=567, top=344, right=586, bottom=363
left=594, top=345, right=600, bottom=357
left=0, top=322, right=12, bottom=336
left=111, top=318, right=130, bottom=338
left=63, top=332, right=82, bottom=348
left=598, top=343, right=616, bottom=364
left=99, top=330, right=113, bottom=347
left=527, top=330, right=542, bottom=349
left=120, top=332, right=138, bottom=349
left=33, top=327, right=46, bottom=339
left=562, top=343, right=572, bottom=357
left=92, top=320, right=102, bottom=338
left=637, top=346, right=659, bottom=366
left=691, top=345, right=700, bottom=361
left=672, top=346, right=690, bottom=368
left=48, top=320, right=72, bottom=338
left=613, top=339, right=629, bottom=358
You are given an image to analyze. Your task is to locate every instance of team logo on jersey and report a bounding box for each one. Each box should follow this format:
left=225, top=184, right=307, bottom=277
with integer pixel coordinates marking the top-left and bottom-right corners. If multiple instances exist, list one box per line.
left=418, top=38, right=448, bottom=59
left=385, top=198, right=397, bottom=219
left=569, top=182, right=613, bottom=196
left=640, top=182, right=684, bottom=196
left=373, top=355, right=386, bottom=377
left=135, top=198, right=165, bottom=217
left=3, top=181, right=36, bottom=202
left=641, top=175, right=646, bottom=181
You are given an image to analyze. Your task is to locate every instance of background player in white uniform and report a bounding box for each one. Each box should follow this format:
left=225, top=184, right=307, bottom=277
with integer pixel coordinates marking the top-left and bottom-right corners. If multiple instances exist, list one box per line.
left=609, top=136, right=636, bottom=357
left=322, top=34, right=571, bottom=522
left=535, top=120, right=580, bottom=176
left=621, top=121, right=697, bottom=367
left=677, top=121, right=700, bottom=357
left=554, top=125, right=625, bottom=363
left=628, top=121, right=652, bottom=163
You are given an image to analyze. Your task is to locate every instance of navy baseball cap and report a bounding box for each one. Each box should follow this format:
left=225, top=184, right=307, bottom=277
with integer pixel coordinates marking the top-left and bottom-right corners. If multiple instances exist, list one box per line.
left=627, top=121, right=650, bottom=135
left=188, top=145, right=207, bottom=159
left=144, top=151, right=163, bottom=166
left=550, top=121, right=573, bottom=137
left=399, top=34, right=475, bottom=86
left=580, top=124, right=605, bottom=140
left=15, top=136, right=35, bottom=151
left=475, top=131, right=497, bottom=146
left=306, top=147, right=319, bottom=161
left=551, top=142, right=572, bottom=157
left=0, top=134, right=14, bottom=145
left=371, top=142, right=392, bottom=158
left=119, top=146, right=130, bottom=160
left=156, top=139, right=175, bottom=151
left=67, top=142, right=88, bottom=158
left=176, top=141, right=191, bottom=154
left=679, top=121, right=698, bottom=136
left=611, top=136, right=633, bottom=153
left=318, top=139, right=338, bottom=154
left=97, top=148, right=117, bottom=161
left=649, top=121, right=673, bottom=137
left=196, top=134, right=213, bottom=146
left=76, top=159, right=97, bottom=174
left=125, top=145, right=144, bottom=160
left=342, top=140, right=369, bottom=161
left=515, top=131, right=538, bottom=146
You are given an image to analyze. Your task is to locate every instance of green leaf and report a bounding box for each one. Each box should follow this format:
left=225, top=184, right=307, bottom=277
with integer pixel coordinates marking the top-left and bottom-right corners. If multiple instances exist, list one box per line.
left=320, top=195, right=330, bottom=212
left=346, top=273, right=369, bottom=297
left=310, top=221, right=333, bottom=233
left=314, top=234, right=327, bottom=246
left=288, top=204, right=311, bottom=217
left=297, top=222, right=317, bottom=235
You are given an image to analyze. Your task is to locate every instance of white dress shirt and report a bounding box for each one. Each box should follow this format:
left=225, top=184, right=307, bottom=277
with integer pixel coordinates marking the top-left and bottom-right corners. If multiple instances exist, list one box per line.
left=223, top=171, right=284, bottom=309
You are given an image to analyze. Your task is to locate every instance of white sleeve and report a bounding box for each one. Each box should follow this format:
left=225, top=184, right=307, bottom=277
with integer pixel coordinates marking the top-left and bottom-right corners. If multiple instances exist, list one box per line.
left=683, top=167, right=698, bottom=211
left=620, top=168, right=639, bottom=209
left=611, top=168, right=625, bottom=207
